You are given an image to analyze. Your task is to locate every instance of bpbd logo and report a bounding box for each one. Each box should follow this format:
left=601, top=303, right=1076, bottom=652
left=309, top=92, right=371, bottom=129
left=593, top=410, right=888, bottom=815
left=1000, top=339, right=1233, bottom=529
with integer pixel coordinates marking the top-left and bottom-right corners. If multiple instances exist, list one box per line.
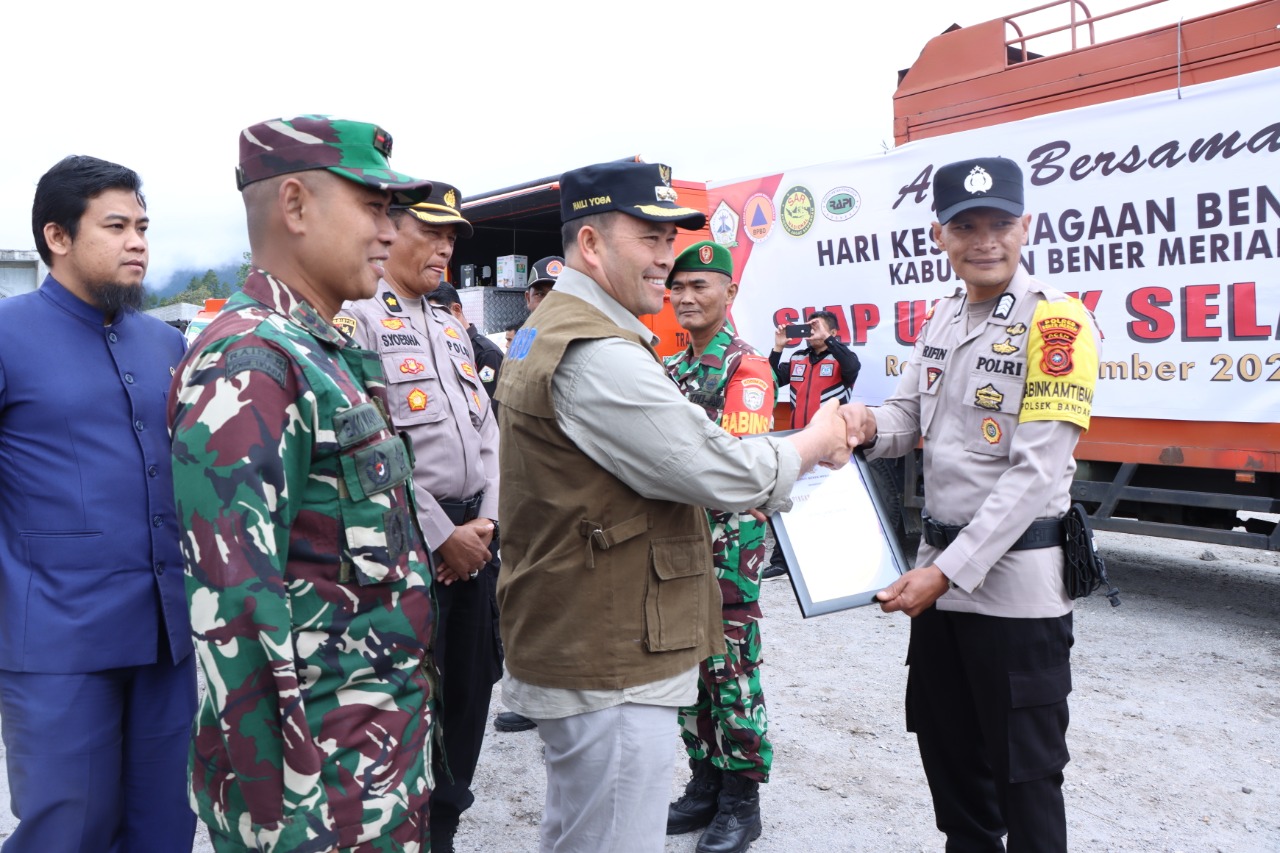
left=821, top=186, right=861, bottom=222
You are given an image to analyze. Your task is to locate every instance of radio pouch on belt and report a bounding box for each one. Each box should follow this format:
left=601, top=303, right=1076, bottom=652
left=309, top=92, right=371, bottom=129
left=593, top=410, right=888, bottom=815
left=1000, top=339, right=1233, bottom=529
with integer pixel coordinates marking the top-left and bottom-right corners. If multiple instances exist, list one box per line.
left=1062, top=503, right=1121, bottom=607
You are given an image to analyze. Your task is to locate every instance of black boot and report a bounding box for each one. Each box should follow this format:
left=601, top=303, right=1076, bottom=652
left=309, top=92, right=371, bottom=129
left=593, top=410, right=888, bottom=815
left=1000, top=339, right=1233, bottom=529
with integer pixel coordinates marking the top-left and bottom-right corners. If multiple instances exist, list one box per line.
left=696, top=772, right=762, bottom=853
left=667, top=758, right=722, bottom=835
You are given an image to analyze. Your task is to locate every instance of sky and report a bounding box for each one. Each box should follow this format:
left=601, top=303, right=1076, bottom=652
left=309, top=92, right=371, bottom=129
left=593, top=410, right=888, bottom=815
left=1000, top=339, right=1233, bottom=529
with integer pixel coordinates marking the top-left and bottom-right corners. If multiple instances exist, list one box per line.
left=0, top=0, right=1235, bottom=286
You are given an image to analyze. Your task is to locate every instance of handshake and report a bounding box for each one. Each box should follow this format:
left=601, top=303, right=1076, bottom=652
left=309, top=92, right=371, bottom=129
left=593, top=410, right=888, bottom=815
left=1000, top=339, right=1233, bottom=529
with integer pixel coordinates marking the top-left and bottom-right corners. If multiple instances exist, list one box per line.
left=786, top=400, right=880, bottom=471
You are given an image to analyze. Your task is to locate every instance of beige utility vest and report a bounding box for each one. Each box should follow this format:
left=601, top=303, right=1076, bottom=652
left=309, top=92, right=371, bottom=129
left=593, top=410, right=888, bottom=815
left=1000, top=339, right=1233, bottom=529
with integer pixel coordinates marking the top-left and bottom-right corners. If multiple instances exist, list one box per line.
left=496, top=292, right=722, bottom=690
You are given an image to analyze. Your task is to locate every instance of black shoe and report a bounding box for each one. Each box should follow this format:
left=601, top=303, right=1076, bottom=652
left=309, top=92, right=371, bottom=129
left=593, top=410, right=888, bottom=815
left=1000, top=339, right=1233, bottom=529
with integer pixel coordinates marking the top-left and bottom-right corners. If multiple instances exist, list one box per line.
left=430, top=831, right=455, bottom=853
left=761, top=564, right=788, bottom=580
left=696, top=772, right=762, bottom=853
left=494, top=711, right=536, bottom=732
left=667, top=758, right=722, bottom=835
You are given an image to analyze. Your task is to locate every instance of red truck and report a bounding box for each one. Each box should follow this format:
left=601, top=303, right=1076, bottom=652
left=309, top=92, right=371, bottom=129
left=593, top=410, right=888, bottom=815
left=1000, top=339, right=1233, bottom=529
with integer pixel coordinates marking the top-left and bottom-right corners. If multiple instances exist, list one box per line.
left=457, top=0, right=1279, bottom=552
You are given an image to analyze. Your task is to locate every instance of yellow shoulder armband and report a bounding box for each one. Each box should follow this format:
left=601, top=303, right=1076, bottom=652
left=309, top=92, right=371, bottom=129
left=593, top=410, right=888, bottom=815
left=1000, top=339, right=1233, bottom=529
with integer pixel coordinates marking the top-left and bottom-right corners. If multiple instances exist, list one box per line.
left=1020, top=298, right=1098, bottom=429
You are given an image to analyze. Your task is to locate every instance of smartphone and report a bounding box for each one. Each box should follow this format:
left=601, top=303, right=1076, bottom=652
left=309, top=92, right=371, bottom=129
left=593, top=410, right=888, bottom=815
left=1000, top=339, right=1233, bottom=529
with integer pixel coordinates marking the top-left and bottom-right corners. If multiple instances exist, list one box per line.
left=784, top=323, right=811, bottom=338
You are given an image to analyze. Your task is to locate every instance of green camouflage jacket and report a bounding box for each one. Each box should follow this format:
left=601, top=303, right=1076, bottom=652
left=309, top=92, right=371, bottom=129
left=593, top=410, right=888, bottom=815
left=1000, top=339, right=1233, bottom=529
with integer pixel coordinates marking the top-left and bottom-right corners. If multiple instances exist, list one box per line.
left=169, top=270, right=436, bottom=852
left=665, top=322, right=775, bottom=608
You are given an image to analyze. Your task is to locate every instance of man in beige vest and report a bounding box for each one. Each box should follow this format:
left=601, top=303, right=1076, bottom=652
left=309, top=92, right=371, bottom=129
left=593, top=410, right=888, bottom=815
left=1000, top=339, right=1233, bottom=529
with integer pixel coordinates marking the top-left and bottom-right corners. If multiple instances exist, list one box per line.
left=495, top=161, right=852, bottom=853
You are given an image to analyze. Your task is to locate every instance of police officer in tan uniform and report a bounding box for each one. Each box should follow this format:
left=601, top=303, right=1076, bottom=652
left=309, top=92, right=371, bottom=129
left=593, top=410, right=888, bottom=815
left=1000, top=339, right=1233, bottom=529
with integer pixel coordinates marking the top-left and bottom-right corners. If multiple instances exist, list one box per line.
left=336, top=181, right=500, bottom=853
left=843, top=157, right=1100, bottom=853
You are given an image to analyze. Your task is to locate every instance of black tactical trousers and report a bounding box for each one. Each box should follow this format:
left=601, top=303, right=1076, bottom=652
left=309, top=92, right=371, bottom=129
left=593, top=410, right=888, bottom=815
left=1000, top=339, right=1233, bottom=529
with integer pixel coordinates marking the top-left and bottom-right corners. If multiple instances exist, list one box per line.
left=906, top=607, right=1073, bottom=853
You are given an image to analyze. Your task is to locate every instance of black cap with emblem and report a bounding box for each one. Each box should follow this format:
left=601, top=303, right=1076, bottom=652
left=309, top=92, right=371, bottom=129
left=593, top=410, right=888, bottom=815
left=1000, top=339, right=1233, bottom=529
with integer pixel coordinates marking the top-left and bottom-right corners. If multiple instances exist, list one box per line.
left=933, top=157, right=1024, bottom=225
left=559, top=161, right=706, bottom=229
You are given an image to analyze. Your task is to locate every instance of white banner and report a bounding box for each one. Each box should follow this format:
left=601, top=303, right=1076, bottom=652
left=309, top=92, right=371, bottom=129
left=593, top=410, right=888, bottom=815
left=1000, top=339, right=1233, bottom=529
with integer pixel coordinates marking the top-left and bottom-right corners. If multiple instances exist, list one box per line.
left=712, top=66, right=1280, bottom=423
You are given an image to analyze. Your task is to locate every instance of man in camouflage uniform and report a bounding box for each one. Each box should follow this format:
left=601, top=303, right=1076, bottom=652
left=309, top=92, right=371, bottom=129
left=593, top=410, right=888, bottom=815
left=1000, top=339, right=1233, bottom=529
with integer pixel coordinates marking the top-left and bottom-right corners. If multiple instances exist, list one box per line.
left=664, top=241, right=775, bottom=853
left=169, top=116, right=438, bottom=853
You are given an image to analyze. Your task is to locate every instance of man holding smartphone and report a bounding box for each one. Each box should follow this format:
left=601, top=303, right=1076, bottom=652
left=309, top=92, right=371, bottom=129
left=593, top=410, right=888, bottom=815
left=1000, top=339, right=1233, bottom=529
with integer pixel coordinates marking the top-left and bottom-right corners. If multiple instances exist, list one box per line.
left=769, top=311, right=861, bottom=429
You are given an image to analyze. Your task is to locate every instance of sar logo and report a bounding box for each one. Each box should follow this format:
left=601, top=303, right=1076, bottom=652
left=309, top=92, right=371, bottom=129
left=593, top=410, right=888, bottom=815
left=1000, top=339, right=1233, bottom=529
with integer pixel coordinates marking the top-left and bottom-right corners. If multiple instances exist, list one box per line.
left=740, top=377, right=769, bottom=412
left=964, top=166, right=994, bottom=195
left=981, top=417, right=1002, bottom=444
left=991, top=339, right=1019, bottom=355
left=546, top=259, right=564, bottom=277
left=821, top=186, right=861, bottom=222
left=974, top=383, right=1004, bottom=411
left=381, top=318, right=406, bottom=330
left=399, top=358, right=425, bottom=375
left=781, top=186, right=816, bottom=237
left=406, top=388, right=428, bottom=411
left=711, top=200, right=740, bottom=247
left=742, top=193, right=775, bottom=244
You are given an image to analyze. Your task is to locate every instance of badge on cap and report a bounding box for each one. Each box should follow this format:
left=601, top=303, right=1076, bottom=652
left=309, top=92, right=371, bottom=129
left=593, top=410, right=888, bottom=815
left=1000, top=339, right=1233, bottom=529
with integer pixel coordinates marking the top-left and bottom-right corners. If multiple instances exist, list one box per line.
left=547, top=259, right=563, bottom=277
left=443, top=188, right=457, bottom=209
left=659, top=164, right=672, bottom=186
left=372, top=127, right=393, bottom=157
left=964, top=166, right=994, bottom=195
left=698, top=245, right=714, bottom=265
left=656, top=186, right=678, bottom=203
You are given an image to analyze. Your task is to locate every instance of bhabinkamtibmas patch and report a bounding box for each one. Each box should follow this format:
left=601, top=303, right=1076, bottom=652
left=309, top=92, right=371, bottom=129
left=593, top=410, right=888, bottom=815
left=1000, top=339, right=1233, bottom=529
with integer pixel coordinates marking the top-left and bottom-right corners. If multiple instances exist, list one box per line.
left=1020, top=298, right=1098, bottom=429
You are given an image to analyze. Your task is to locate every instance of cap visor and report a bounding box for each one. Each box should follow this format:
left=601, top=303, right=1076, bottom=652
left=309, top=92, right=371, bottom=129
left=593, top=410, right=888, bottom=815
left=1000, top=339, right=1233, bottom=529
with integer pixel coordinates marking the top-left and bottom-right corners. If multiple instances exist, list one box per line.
left=329, top=166, right=433, bottom=205
left=405, top=206, right=474, bottom=238
left=629, top=204, right=707, bottom=231
left=937, top=197, right=1023, bottom=225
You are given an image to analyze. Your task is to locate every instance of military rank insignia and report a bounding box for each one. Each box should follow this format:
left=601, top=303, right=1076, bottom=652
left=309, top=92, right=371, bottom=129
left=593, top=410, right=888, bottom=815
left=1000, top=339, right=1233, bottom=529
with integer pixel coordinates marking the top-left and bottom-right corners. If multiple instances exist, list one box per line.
left=974, top=383, right=1004, bottom=411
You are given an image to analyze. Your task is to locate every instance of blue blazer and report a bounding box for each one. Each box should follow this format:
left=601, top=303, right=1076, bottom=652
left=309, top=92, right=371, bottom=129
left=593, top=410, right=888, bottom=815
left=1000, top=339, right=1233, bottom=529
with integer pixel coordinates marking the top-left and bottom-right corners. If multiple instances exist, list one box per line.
left=0, top=277, right=192, bottom=672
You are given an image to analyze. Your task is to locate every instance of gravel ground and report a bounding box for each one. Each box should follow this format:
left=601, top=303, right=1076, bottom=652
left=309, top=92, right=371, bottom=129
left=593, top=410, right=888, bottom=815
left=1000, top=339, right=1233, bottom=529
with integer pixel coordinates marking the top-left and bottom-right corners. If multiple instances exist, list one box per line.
left=2, top=529, right=1276, bottom=852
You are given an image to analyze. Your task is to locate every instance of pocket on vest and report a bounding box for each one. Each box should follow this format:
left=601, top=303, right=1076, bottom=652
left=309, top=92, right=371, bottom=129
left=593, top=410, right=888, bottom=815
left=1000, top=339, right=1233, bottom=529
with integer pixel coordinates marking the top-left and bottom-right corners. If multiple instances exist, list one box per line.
left=644, top=535, right=708, bottom=652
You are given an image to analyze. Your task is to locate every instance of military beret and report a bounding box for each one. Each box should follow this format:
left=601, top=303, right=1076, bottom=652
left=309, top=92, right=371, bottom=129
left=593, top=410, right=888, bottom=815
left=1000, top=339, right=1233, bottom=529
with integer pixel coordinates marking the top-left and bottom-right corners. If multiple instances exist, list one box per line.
left=399, top=180, right=473, bottom=238
left=668, top=240, right=732, bottom=287
left=236, top=115, right=433, bottom=205
left=559, top=161, right=705, bottom=229
left=933, top=156, right=1024, bottom=225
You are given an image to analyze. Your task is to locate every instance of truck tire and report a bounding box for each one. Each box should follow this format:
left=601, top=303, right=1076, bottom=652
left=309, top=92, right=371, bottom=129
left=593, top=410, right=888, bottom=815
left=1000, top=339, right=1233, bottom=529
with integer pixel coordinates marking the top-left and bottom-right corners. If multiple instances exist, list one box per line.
left=866, top=456, right=920, bottom=561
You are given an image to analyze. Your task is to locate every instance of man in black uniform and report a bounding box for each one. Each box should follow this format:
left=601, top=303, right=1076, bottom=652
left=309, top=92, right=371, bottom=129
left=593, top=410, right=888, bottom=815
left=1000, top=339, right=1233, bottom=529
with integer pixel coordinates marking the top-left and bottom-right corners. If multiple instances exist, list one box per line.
left=427, top=280, right=504, bottom=400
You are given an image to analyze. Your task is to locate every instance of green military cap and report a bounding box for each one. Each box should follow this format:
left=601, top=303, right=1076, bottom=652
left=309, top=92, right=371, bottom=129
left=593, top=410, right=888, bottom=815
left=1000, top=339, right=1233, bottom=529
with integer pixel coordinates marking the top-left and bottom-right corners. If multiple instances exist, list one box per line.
left=667, top=240, right=733, bottom=287
left=236, top=115, right=433, bottom=205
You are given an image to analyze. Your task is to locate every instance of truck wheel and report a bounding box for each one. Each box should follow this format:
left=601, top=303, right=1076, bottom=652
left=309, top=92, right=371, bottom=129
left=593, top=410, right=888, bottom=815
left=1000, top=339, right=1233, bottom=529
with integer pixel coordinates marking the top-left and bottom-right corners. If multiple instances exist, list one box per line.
left=866, top=456, right=919, bottom=560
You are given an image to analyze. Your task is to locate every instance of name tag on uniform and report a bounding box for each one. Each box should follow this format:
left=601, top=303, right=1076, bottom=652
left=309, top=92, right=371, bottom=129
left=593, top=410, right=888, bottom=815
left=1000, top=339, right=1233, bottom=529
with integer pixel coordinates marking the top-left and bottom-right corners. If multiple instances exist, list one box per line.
left=334, top=403, right=386, bottom=449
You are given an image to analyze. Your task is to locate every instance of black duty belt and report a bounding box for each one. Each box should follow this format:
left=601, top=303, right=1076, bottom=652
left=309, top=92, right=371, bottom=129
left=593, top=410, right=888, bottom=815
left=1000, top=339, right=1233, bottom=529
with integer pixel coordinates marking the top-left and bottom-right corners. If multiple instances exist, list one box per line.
left=922, top=512, right=1063, bottom=552
left=438, top=492, right=484, bottom=526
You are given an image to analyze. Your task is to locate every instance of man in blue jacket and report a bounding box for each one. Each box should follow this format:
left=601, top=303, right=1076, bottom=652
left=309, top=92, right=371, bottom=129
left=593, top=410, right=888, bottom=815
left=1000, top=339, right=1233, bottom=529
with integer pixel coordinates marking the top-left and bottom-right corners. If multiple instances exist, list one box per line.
left=0, top=156, right=197, bottom=852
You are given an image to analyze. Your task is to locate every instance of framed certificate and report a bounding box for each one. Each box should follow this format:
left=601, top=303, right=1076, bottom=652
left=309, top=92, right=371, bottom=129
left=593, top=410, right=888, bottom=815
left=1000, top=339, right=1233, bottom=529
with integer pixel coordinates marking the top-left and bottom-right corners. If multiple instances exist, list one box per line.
left=768, top=450, right=909, bottom=617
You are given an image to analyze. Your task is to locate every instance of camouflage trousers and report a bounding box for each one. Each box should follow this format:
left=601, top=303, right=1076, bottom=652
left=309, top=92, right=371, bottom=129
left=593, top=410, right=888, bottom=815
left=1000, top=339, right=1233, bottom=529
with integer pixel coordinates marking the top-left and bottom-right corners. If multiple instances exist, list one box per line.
left=207, top=808, right=429, bottom=852
left=678, top=608, right=772, bottom=782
